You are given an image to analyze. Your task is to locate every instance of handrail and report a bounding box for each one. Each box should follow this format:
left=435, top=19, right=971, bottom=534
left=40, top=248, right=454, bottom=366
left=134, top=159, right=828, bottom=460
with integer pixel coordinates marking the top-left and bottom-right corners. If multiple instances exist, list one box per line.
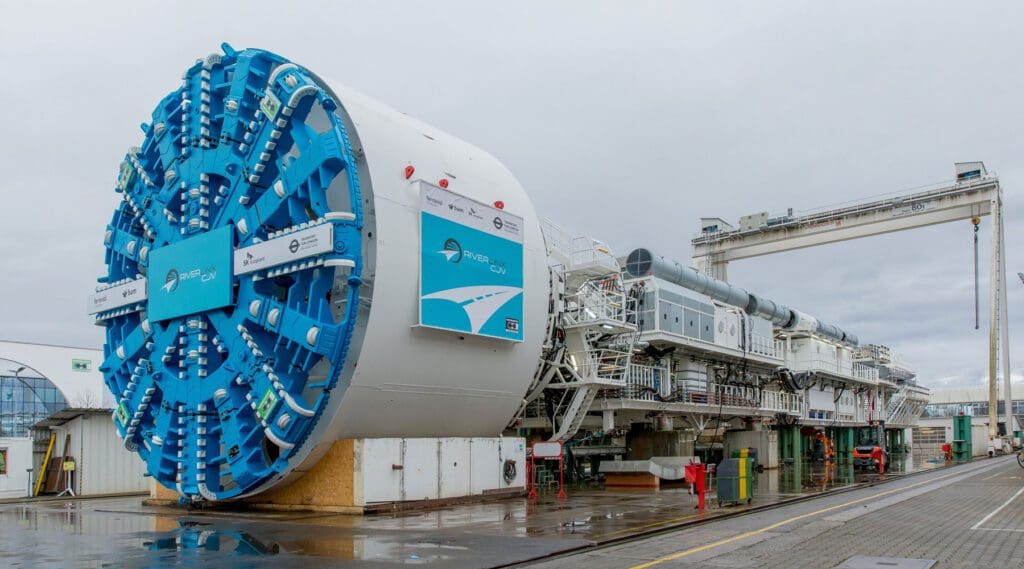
left=563, top=281, right=635, bottom=327
left=623, top=363, right=670, bottom=400
left=569, top=236, right=619, bottom=270
left=615, top=374, right=803, bottom=414
left=570, top=349, right=630, bottom=382
left=787, top=357, right=879, bottom=383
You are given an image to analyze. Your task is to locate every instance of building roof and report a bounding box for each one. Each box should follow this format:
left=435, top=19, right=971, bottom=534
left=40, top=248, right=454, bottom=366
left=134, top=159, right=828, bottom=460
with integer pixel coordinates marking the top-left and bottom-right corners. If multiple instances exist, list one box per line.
left=32, top=408, right=113, bottom=429
left=928, top=382, right=1024, bottom=405
left=0, top=338, right=103, bottom=353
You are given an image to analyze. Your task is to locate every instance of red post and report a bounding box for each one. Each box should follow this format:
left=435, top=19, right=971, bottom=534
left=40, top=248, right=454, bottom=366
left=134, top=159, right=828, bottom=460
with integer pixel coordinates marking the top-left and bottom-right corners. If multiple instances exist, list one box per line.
left=527, top=456, right=537, bottom=499
left=685, top=463, right=706, bottom=510
left=695, top=464, right=706, bottom=510
left=557, top=456, right=567, bottom=499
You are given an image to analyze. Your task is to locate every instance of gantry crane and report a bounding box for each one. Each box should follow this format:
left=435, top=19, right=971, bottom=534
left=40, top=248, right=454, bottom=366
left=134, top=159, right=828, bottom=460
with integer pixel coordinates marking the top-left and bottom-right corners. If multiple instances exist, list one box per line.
left=692, top=163, right=1011, bottom=446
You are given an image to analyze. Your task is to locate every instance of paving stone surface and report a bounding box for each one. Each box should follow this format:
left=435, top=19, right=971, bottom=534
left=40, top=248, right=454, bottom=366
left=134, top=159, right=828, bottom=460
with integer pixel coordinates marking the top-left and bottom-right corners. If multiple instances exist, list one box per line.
left=527, top=456, right=1024, bottom=569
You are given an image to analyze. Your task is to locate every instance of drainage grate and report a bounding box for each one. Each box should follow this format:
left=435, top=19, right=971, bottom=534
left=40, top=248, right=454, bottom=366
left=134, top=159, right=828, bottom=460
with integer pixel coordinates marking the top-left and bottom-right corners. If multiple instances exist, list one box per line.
left=836, top=557, right=937, bottom=569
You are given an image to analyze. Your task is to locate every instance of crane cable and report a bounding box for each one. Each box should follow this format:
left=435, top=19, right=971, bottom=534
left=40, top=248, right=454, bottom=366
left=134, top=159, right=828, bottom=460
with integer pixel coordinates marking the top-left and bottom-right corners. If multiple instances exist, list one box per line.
left=973, top=216, right=981, bottom=330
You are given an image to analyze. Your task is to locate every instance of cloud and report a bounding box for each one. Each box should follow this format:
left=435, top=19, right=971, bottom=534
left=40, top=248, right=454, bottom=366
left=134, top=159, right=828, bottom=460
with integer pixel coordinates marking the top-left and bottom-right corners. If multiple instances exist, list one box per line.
left=1, top=1, right=1021, bottom=391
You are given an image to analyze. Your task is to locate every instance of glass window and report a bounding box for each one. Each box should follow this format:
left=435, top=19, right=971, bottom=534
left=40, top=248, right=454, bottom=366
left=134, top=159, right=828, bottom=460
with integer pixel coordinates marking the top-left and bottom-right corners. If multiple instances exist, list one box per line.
left=0, top=372, right=68, bottom=438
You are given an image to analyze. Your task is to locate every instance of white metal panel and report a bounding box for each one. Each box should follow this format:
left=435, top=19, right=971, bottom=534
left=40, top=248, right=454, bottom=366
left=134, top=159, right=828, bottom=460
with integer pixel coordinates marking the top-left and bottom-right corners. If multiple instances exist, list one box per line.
left=836, top=391, right=857, bottom=414
left=401, top=438, right=439, bottom=502
left=972, top=424, right=990, bottom=457
left=499, top=437, right=526, bottom=488
left=360, top=437, right=520, bottom=503
left=820, top=341, right=838, bottom=367
left=76, top=414, right=147, bottom=495
left=469, top=438, right=499, bottom=494
left=714, top=308, right=741, bottom=351
left=439, top=438, right=471, bottom=499
left=0, top=437, right=33, bottom=498
left=807, top=388, right=836, bottom=411
left=750, top=316, right=773, bottom=339
left=360, top=438, right=402, bottom=504
left=532, top=442, right=562, bottom=458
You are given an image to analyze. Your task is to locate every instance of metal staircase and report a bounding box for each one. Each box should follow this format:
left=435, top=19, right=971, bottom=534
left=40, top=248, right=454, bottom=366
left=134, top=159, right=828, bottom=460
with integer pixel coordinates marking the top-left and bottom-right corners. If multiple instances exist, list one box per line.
left=550, top=385, right=602, bottom=442
left=545, top=275, right=637, bottom=441
left=886, top=385, right=910, bottom=424
left=514, top=226, right=641, bottom=442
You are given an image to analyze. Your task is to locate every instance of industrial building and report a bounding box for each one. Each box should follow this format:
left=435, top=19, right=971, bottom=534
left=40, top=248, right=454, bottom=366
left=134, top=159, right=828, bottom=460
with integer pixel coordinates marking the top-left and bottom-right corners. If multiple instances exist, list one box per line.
left=924, top=382, right=1024, bottom=428
left=913, top=383, right=1024, bottom=458
left=0, top=341, right=145, bottom=498
left=82, top=45, right=942, bottom=511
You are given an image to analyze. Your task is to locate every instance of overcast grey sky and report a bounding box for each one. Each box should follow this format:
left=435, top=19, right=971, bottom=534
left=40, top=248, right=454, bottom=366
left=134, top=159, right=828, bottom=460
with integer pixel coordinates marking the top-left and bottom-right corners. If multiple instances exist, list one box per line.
left=0, top=1, right=1020, bottom=389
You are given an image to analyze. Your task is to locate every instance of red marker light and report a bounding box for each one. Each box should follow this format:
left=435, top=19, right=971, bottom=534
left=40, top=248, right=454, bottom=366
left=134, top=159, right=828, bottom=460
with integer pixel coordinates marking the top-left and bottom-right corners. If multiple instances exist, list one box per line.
left=494, top=200, right=504, bottom=210
left=439, top=179, right=449, bottom=189
left=404, top=165, right=415, bottom=179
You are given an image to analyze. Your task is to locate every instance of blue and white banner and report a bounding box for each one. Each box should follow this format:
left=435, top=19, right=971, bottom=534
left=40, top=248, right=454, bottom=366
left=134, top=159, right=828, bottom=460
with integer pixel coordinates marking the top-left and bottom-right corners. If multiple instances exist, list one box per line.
left=148, top=226, right=234, bottom=322
left=420, top=183, right=524, bottom=342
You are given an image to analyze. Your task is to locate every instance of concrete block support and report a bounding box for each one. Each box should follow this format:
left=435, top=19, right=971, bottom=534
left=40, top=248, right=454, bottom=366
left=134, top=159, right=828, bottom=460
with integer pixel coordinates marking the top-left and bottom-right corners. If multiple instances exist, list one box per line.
left=724, top=428, right=779, bottom=469
left=626, top=427, right=684, bottom=460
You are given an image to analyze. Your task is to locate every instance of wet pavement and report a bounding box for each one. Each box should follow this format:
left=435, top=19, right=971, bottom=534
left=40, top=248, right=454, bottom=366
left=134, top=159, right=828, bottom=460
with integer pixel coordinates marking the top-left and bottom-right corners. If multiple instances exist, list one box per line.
left=528, top=455, right=1019, bottom=569
left=0, top=453, right=945, bottom=568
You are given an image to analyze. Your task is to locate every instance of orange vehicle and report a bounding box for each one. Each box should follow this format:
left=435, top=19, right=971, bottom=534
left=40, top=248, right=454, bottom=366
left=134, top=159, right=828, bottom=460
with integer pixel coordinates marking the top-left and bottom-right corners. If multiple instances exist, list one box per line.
left=852, top=445, right=888, bottom=472
left=811, top=430, right=835, bottom=462
left=852, top=421, right=888, bottom=472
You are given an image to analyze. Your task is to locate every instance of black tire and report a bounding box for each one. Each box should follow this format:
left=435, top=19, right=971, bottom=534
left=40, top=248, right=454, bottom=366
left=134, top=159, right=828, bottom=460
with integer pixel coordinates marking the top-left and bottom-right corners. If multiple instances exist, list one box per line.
left=1017, top=451, right=1024, bottom=469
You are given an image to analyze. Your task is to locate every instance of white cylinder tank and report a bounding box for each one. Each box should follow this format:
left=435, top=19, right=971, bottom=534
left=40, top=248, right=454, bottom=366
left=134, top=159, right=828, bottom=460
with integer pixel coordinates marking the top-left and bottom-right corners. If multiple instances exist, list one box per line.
left=316, top=82, right=549, bottom=436
left=94, top=45, right=548, bottom=499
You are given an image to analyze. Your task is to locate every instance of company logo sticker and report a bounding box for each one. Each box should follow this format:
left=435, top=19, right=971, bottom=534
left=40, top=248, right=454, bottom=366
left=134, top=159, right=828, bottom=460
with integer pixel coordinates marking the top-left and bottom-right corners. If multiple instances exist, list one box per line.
left=162, top=269, right=180, bottom=293
left=161, top=266, right=217, bottom=294
left=439, top=238, right=463, bottom=263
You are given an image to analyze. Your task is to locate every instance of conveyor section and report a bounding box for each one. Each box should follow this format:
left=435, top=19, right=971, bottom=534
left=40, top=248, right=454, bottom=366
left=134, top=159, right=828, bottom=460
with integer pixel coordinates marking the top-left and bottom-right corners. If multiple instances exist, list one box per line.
left=625, top=248, right=858, bottom=346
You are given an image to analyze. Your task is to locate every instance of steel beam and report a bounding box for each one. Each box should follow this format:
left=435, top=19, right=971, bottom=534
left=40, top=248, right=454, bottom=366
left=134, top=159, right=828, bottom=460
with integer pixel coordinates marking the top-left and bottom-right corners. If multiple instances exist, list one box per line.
left=692, top=180, right=998, bottom=268
left=989, top=192, right=1000, bottom=442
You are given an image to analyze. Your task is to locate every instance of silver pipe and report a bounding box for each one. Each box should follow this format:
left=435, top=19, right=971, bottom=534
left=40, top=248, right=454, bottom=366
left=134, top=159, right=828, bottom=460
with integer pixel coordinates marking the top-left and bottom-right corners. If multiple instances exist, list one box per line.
left=625, top=248, right=858, bottom=346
